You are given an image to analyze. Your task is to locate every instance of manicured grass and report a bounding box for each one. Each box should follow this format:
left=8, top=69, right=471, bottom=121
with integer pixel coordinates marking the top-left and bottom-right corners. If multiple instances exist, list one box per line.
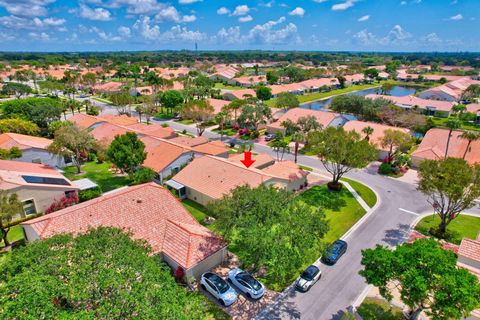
left=340, top=178, right=377, bottom=208
left=182, top=199, right=208, bottom=223
left=91, top=96, right=112, bottom=104
left=63, top=161, right=130, bottom=193
left=431, top=116, right=480, bottom=132
left=414, top=214, right=480, bottom=245
left=265, top=83, right=380, bottom=107
left=178, top=119, right=194, bottom=125
left=299, top=165, right=313, bottom=171
left=357, top=297, right=404, bottom=320
left=212, top=127, right=238, bottom=136
left=0, top=225, right=24, bottom=249
left=214, top=83, right=243, bottom=90
left=300, top=185, right=366, bottom=243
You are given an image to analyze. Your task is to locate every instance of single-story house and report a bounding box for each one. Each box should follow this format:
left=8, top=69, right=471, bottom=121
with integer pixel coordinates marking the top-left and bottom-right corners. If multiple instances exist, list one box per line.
left=191, top=141, right=230, bottom=157
left=365, top=94, right=458, bottom=117
left=228, top=153, right=275, bottom=169
left=342, top=120, right=411, bottom=160
left=93, top=81, right=124, bottom=93
left=222, top=89, right=257, bottom=101
left=411, top=128, right=480, bottom=167
left=266, top=108, right=347, bottom=133
left=231, top=75, right=266, bottom=87
left=0, top=133, right=70, bottom=168
left=417, top=78, right=480, bottom=102
left=21, top=183, right=227, bottom=279
left=168, top=155, right=308, bottom=206
left=207, top=98, right=230, bottom=115
left=209, top=65, right=239, bottom=82
left=457, top=234, right=480, bottom=280
left=0, top=160, right=78, bottom=219
left=345, top=74, right=366, bottom=85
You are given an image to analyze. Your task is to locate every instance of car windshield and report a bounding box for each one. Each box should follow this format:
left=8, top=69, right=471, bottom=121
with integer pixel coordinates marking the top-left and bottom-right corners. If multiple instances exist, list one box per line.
left=209, top=274, right=229, bottom=294
left=237, top=272, right=262, bottom=291
left=301, top=266, right=319, bottom=281
left=327, top=241, right=344, bottom=255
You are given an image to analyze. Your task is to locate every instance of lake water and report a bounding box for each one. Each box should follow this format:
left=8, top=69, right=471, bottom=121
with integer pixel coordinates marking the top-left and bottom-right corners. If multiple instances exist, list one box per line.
left=301, top=86, right=417, bottom=111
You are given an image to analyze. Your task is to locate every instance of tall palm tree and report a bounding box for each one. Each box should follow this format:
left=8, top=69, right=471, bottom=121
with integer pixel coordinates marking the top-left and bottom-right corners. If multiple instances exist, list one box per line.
left=291, top=131, right=306, bottom=163
left=459, top=130, right=480, bottom=160
left=444, top=118, right=462, bottom=159
left=362, top=126, right=374, bottom=141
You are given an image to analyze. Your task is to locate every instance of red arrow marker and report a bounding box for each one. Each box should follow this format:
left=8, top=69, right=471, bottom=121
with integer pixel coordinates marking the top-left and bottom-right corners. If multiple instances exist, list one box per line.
left=240, top=151, right=255, bottom=168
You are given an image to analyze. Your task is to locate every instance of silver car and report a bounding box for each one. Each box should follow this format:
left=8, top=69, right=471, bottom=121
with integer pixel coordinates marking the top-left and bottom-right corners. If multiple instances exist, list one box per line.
left=227, top=268, right=265, bottom=299
left=200, top=272, right=238, bottom=307
left=295, top=265, right=322, bottom=292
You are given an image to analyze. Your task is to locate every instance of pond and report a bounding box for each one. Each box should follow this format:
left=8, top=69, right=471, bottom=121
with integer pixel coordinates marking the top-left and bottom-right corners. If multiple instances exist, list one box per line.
left=301, top=86, right=418, bottom=111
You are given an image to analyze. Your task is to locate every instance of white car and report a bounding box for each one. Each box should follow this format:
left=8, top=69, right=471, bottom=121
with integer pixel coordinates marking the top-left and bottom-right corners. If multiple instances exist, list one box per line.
left=200, top=272, right=238, bottom=307
left=227, top=268, right=265, bottom=299
left=295, top=265, right=322, bottom=292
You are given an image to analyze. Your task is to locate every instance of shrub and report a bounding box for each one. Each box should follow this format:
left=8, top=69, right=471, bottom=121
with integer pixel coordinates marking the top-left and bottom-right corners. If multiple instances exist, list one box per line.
left=87, top=106, right=100, bottom=116
left=379, top=163, right=393, bottom=175
left=129, top=167, right=157, bottom=185
left=429, top=226, right=456, bottom=241
left=78, top=187, right=102, bottom=202
left=45, top=193, right=79, bottom=213
left=161, top=123, right=169, bottom=128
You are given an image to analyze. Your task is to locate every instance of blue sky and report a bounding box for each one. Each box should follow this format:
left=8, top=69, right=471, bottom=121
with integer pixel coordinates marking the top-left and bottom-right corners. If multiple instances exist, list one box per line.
left=0, top=0, right=478, bottom=52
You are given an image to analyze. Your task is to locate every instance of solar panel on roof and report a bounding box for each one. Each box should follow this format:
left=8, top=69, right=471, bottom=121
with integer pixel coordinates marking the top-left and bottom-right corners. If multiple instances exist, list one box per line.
left=22, top=175, right=70, bottom=186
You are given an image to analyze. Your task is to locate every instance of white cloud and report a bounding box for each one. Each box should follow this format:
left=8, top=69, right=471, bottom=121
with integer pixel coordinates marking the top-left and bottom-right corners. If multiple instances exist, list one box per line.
left=332, top=0, right=356, bottom=11
left=358, top=15, right=369, bottom=22
left=386, top=24, right=411, bottom=41
left=449, top=13, right=463, bottom=20
left=246, top=17, right=299, bottom=44
left=118, top=26, right=131, bottom=37
left=217, top=7, right=229, bottom=15
left=154, top=5, right=196, bottom=23
left=261, top=1, right=274, bottom=7
left=178, top=0, right=202, bottom=3
left=33, top=17, right=66, bottom=27
left=289, top=7, right=305, bottom=17
left=354, top=24, right=411, bottom=46
left=214, top=26, right=242, bottom=44
left=238, top=15, right=253, bottom=23
left=313, top=0, right=328, bottom=2
left=133, top=16, right=161, bottom=40
left=232, top=5, right=250, bottom=16
left=79, top=5, right=112, bottom=21
left=400, top=1, right=407, bottom=4
left=96, top=29, right=122, bottom=41
left=29, top=31, right=50, bottom=40
left=0, top=0, right=55, bottom=17
left=162, top=25, right=206, bottom=42
left=421, top=32, right=442, bottom=44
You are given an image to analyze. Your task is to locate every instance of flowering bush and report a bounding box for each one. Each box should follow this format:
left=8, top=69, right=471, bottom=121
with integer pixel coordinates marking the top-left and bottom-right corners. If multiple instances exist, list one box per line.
left=45, top=193, right=79, bottom=214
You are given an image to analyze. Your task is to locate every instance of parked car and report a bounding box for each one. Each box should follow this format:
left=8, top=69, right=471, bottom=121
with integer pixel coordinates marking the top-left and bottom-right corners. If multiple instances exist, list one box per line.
left=200, top=272, right=238, bottom=306
left=227, top=268, right=265, bottom=299
left=321, top=240, right=348, bottom=265
left=295, top=265, right=322, bottom=292
left=264, top=133, right=276, bottom=141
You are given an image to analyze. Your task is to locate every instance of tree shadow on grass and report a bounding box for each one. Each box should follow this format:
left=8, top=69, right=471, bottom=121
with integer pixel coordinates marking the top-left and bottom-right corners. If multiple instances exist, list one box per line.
left=357, top=298, right=404, bottom=320
left=300, top=186, right=348, bottom=212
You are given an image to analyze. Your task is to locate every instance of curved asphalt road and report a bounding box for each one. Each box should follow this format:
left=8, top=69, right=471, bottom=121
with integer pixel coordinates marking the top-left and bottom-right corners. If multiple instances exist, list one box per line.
left=94, top=102, right=480, bottom=320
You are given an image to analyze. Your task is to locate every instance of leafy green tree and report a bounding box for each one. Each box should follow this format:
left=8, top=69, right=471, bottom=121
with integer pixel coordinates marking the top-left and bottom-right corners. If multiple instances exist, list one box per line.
left=110, top=92, right=134, bottom=115
left=363, top=68, right=379, bottom=80
left=238, top=102, right=272, bottom=134
left=0, top=190, right=23, bottom=247
left=160, top=90, right=184, bottom=114
left=180, top=100, right=214, bottom=136
left=224, top=99, right=246, bottom=123
left=309, top=127, right=377, bottom=189
left=360, top=239, right=480, bottom=320
left=0, top=147, right=22, bottom=160
left=461, top=84, right=480, bottom=101
left=48, top=125, right=98, bottom=174
left=107, top=132, right=147, bottom=174
left=380, top=129, right=413, bottom=160
left=275, top=92, right=299, bottom=110
left=1, top=82, right=32, bottom=98
left=0, top=118, right=39, bottom=136
left=337, top=75, right=346, bottom=88
left=207, top=185, right=329, bottom=289
left=1, top=97, right=63, bottom=129
left=459, top=130, right=480, bottom=159
left=379, top=82, right=394, bottom=95
left=129, top=166, right=157, bottom=185
left=255, top=86, right=272, bottom=101
left=0, top=227, right=218, bottom=319
left=444, top=118, right=462, bottom=158
left=417, top=157, right=480, bottom=234
left=297, top=115, right=322, bottom=135
left=266, top=71, right=279, bottom=85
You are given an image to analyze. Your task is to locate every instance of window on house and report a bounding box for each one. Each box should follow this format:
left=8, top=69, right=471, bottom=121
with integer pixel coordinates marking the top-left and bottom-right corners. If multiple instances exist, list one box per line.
left=22, top=200, right=37, bottom=216
left=172, top=167, right=180, bottom=174
left=31, top=158, right=42, bottom=164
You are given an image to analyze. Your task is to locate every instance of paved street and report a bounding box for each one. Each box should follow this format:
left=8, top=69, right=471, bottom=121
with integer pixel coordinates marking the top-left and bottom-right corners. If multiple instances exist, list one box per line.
left=95, top=102, right=479, bottom=320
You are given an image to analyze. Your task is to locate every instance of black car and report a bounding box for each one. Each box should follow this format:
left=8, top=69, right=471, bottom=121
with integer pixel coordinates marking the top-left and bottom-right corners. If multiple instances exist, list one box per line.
left=321, top=240, right=348, bottom=265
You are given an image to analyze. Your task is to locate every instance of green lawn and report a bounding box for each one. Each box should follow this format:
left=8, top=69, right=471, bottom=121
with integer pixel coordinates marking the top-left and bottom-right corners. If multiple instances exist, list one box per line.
left=212, top=126, right=238, bottom=136
left=357, top=297, right=404, bottom=320
left=214, top=83, right=243, bottom=90
left=0, top=225, right=24, bottom=249
left=63, top=162, right=130, bottom=193
left=414, top=214, right=480, bottom=245
left=300, top=185, right=366, bottom=243
left=431, top=116, right=480, bottom=132
left=91, top=96, right=112, bottom=104
left=178, top=119, right=194, bottom=125
left=182, top=199, right=208, bottom=223
left=340, top=178, right=377, bottom=208
left=265, top=83, right=380, bottom=107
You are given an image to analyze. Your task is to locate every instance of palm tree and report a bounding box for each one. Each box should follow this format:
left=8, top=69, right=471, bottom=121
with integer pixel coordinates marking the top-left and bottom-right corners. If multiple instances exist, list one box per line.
left=214, top=111, right=229, bottom=142
left=362, top=126, right=374, bottom=141
left=444, top=118, right=462, bottom=158
left=459, top=130, right=480, bottom=160
left=291, top=131, right=305, bottom=163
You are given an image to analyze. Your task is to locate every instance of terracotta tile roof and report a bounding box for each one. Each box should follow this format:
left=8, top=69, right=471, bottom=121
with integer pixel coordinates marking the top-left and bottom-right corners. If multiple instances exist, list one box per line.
left=228, top=153, right=275, bottom=169
left=93, top=81, right=124, bottom=92
left=0, top=159, right=77, bottom=190
left=98, top=115, right=138, bottom=126
left=366, top=94, right=457, bottom=112
left=68, top=114, right=100, bottom=129
left=191, top=141, right=230, bottom=156
left=207, top=98, right=230, bottom=114
left=412, top=128, right=480, bottom=165
left=21, top=183, right=226, bottom=269
left=225, top=89, right=257, bottom=100
left=141, top=137, right=191, bottom=173
left=407, top=230, right=459, bottom=253
left=0, top=133, right=52, bottom=150
left=458, top=237, right=480, bottom=263
left=233, top=75, right=266, bottom=85
left=342, top=120, right=410, bottom=151
left=90, top=123, right=131, bottom=144
left=261, top=161, right=308, bottom=181
left=125, top=123, right=176, bottom=139
left=268, top=108, right=340, bottom=130
left=168, top=136, right=209, bottom=147
left=172, top=156, right=280, bottom=200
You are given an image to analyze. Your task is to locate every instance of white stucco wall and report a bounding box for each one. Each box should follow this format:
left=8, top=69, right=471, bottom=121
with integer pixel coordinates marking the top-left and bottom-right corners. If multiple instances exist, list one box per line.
left=157, top=152, right=194, bottom=183
left=16, top=148, right=69, bottom=168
